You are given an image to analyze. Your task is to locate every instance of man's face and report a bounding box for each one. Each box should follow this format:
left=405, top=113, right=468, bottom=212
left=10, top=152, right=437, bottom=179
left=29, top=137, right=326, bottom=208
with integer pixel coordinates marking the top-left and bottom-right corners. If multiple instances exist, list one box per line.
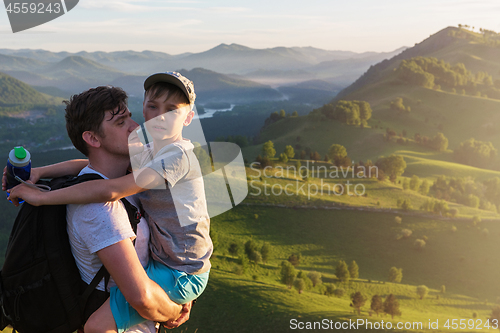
left=142, top=92, right=194, bottom=143
left=98, top=104, right=139, bottom=157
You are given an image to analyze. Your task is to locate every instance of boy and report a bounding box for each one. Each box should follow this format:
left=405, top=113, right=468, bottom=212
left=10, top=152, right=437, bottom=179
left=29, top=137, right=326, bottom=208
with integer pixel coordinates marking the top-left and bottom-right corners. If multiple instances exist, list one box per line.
left=7, top=72, right=212, bottom=333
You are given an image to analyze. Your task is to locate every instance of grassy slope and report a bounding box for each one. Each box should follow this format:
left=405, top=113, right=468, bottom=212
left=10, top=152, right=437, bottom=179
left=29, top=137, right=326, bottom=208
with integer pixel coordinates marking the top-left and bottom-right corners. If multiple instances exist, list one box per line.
left=163, top=205, right=500, bottom=332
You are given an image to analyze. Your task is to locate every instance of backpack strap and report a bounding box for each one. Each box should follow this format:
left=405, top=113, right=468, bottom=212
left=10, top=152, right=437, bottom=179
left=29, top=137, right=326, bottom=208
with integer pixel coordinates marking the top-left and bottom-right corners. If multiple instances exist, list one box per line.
left=120, top=198, right=141, bottom=236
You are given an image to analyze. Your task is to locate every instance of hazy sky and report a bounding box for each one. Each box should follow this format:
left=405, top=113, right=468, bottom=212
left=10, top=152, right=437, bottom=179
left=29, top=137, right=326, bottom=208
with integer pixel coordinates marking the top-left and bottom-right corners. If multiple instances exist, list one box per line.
left=1, top=0, right=499, bottom=54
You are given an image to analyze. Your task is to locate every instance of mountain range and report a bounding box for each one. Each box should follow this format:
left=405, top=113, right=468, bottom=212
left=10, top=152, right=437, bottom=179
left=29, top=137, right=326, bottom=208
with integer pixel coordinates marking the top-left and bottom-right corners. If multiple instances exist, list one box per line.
left=0, top=44, right=404, bottom=102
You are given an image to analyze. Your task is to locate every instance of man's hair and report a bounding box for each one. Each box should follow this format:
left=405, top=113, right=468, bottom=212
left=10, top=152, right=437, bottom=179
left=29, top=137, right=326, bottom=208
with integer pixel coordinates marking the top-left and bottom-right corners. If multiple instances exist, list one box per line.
left=64, top=86, right=128, bottom=156
left=144, top=82, right=189, bottom=106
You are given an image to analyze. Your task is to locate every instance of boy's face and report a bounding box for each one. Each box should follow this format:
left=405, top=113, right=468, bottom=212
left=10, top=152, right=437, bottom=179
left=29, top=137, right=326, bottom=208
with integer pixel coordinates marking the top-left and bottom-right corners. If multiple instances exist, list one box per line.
left=142, top=91, right=194, bottom=143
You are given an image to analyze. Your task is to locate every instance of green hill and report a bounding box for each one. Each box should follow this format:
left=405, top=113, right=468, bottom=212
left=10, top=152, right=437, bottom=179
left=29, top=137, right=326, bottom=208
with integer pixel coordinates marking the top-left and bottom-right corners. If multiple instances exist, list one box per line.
left=0, top=72, right=49, bottom=106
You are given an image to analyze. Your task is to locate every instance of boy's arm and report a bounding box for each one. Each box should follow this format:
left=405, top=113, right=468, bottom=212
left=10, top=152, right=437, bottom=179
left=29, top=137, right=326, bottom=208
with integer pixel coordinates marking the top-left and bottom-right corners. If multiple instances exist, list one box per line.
left=97, top=238, right=182, bottom=321
left=7, top=167, right=165, bottom=207
left=2, top=159, right=88, bottom=191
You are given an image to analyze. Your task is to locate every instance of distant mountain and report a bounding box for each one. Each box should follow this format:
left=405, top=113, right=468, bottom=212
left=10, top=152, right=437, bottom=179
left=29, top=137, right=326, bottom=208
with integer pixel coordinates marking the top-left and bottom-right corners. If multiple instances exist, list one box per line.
left=0, top=49, right=71, bottom=62
left=43, top=56, right=123, bottom=80
left=0, top=44, right=405, bottom=77
left=0, top=72, right=48, bottom=105
left=0, top=44, right=407, bottom=101
left=110, top=68, right=283, bottom=103
left=0, top=54, right=46, bottom=72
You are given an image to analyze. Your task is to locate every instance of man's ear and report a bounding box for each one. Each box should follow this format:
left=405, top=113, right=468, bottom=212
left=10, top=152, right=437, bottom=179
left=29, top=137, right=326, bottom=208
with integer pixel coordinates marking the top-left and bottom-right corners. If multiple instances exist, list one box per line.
left=82, top=131, right=101, bottom=149
left=184, top=110, right=195, bottom=126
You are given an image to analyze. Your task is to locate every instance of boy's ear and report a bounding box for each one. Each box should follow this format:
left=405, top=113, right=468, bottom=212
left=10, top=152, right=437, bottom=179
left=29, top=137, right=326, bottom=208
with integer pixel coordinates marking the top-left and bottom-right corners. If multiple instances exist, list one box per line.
left=82, top=131, right=101, bottom=149
left=184, top=110, right=195, bottom=126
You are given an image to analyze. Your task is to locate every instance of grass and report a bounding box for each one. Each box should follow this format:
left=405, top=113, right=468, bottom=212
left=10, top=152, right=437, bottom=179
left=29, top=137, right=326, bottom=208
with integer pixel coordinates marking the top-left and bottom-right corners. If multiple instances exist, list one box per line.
left=151, top=204, right=500, bottom=332
left=244, top=164, right=499, bottom=219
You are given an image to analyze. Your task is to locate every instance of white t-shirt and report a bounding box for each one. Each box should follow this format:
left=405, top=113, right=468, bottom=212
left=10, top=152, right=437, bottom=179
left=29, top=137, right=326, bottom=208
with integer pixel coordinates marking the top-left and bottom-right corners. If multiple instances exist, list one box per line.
left=66, top=166, right=156, bottom=333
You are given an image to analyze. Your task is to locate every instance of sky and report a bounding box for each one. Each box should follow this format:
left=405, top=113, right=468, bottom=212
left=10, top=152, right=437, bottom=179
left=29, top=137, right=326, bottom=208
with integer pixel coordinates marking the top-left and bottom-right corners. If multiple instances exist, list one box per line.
left=1, top=0, right=499, bottom=54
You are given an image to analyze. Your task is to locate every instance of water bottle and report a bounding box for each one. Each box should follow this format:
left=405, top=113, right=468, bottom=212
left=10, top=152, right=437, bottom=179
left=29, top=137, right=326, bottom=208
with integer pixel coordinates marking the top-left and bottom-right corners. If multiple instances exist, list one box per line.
left=6, top=146, right=31, bottom=203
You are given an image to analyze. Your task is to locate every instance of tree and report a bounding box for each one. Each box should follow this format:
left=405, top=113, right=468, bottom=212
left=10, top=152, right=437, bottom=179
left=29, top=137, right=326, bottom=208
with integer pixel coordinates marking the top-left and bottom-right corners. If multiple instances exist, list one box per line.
left=294, top=278, right=306, bottom=294
left=324, top=284, right=335, bottom=297
left=335, top=260, right=350, bottom=283
left=402, top=178, right=410, bottom=190
left=334, top=288, right=345, bottom=298
left=390, top=97, right=405, bottom=112
left=260, top=242, right=271, bottom=263
left=454, top=138, right=497, bottom=168
left=357, top=101, right=372, bottom=125
left=430, top=132, right=449, bottom=151
left=328, top=144, right=348, bottom=166
left=248, top=250, right=262, bottom=264
left=441, top=285, right=446, bottom=294
left=489, top=305, right=500, bottom=331
left=376, top=155, right=407, bottom=180
left=279, top=153, right=288, bottom=163
left=279, top=109, right=286, bottom=118
left=310, top=151, right=321, bottom=161
left=291, top=111, right=298, bottom=117
left=284, top=145, right=295, bottom=159
left=262, top=140, right=276, bottom=158
left=351, top=291, right=367, bottom=315
left=388, top=267, right=403, bottom=283
left=348, top=261, right=359, bottom=279
left=238, top=254, right=249, bottom=274
left=420, top=179, right=430, bottom=195
left=416, top=285, right=429, bottom=299
left=409, top=175, right=421, bottom=191
left=371, top=295, right=383, bottom=316
left=280, top=261, right=296, bottom=288
left=244, top=240, right=261, bottom=263
left=383, top=294, right=401, bottom=319
left=244, top=240, right=258, bottom=258
left=288, top=253, right=301, bottom=267
left=228, top=242, right=240, bottom=257
left=307, top=271, right=322, bottom=287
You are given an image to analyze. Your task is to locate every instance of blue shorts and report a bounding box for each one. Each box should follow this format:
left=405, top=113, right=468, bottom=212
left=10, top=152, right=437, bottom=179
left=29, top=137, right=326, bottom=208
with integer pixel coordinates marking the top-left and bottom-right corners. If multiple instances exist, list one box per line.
left=110, top=260, right=209, bottom=333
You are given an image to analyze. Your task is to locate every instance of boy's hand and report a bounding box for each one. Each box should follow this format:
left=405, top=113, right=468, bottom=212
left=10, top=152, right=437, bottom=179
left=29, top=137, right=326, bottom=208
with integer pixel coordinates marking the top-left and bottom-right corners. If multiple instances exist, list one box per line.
left=162, top=301, right=192, bottom=329
left=7, top=183, right=43, bottom=207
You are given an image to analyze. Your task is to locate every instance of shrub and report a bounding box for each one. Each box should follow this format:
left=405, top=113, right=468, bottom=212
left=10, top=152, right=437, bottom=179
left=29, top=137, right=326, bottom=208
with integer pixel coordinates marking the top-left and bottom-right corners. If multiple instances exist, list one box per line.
left=334, top=288, right=345, bottom=298
left=414, top=239, right=426, bottom=251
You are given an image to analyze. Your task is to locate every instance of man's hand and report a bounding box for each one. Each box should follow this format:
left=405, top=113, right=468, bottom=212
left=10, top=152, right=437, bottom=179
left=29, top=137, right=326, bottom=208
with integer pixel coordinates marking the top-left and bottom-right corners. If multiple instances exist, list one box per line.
left=2, top=166, right=8, bottom=191
left=7, top=183, right=43, bottom=207
left=162, top=301, right=193, bottom=329
left=3, top=166, right=41, bottom=192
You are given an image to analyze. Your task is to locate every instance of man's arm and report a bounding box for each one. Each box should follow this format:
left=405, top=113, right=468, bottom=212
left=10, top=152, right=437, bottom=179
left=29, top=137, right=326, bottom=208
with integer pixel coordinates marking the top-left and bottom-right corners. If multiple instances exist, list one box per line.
left=2, top=159, right=88, bottom=191
left=97, top=238, right=182, bottom=322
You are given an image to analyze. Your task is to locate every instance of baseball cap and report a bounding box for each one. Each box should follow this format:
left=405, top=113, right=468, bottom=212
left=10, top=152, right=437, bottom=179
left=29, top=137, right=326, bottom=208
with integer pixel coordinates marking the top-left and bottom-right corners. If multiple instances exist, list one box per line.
left=144, top=71, right=196, bottom=104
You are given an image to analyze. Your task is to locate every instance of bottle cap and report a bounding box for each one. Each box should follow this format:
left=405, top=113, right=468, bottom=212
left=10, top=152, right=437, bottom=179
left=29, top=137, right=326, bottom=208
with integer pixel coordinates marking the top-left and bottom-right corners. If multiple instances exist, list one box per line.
left=14, top=146, right=26, bottom=160
left=8, top=146, right=31, bottom=167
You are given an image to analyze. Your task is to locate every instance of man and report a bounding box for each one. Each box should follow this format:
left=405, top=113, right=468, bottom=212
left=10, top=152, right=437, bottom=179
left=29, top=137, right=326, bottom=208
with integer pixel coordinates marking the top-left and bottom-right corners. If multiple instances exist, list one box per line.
left=4, top=86, right=192, bottom=332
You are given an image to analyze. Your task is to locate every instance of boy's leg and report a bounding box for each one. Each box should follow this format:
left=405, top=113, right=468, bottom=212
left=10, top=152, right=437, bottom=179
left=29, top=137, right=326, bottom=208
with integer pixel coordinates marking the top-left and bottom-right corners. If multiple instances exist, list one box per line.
left=85, top=299, right=117, bottom=333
